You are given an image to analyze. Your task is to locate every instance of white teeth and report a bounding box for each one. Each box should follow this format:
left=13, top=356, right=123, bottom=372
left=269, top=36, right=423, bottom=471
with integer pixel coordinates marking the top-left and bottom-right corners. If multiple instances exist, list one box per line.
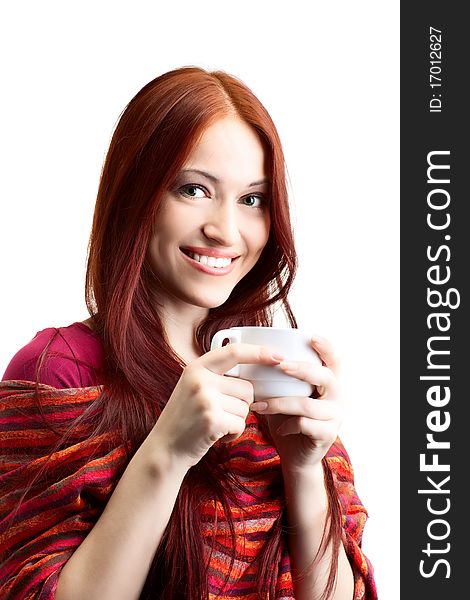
left=214, top=257, right=230, bottom=268
left=187, top=251, right=232, bottom=268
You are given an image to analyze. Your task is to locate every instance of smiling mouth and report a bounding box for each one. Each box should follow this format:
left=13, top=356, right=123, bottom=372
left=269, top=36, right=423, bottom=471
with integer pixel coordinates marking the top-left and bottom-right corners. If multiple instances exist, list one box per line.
left=180, top=249, right=237, bottom=269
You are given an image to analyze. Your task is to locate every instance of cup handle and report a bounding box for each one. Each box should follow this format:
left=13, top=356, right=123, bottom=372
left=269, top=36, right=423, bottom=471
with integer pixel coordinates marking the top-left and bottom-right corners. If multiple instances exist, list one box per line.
left=210, top=329, right=241, bottom=377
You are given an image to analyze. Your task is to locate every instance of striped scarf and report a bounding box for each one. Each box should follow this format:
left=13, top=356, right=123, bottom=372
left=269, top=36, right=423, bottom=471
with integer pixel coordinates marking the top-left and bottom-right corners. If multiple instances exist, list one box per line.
left=0, top=380, right=377, bottom=599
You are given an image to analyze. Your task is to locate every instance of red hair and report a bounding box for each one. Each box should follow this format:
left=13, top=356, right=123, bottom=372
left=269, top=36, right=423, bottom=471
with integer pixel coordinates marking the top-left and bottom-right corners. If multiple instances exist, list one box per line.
left=36, top=67, right=342, bottom=598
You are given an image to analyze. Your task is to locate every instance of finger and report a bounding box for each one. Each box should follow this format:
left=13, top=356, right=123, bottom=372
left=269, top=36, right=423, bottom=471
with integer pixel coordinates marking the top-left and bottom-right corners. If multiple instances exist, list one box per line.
left=199, top=343, right=283, bottom=375
left=250, top=396, right=340, bottom=421
left=276, top=416, right=339, bottom=443
left=218, top=393, right=252, bottom=419
left=310, top=335, right=341, bottom=374
left=218, top=411, right=250, bottom=443
left=277, top=362, right=337, bottom=397
left=217, top=376, right=254, bottom=405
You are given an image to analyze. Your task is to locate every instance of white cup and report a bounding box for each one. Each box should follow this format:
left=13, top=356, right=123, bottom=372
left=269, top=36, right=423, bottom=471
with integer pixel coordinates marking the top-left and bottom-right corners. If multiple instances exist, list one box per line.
left=210, top=326, right=321, bottom=400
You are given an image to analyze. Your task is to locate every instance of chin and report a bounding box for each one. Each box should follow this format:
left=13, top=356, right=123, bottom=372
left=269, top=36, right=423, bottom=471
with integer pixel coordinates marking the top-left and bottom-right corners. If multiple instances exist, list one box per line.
left=198, top=298, right=231, bottom=310
left=188, top=291, right=233, bottom=310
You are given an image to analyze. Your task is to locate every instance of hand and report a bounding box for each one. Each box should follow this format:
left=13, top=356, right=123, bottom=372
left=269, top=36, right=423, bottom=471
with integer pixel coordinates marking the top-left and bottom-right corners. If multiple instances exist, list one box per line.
left=150, top=343, right=283, bottom=470
left=250, top=335, right=343, bottom=474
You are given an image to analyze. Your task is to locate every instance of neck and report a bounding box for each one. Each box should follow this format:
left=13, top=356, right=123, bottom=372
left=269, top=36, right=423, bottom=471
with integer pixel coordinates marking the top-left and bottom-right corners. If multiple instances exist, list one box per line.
left=154, top=296, right=208, bottom=365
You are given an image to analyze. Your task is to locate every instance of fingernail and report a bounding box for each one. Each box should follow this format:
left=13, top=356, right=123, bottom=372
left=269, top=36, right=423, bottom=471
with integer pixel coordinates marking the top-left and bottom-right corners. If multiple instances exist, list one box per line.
left=311, top=335, right=324, bottom=344
left=251, top=401, right=268, bottom=412
left=271, top=353, right=285, bottom=362
left=280, top=361, right=298, bottom=371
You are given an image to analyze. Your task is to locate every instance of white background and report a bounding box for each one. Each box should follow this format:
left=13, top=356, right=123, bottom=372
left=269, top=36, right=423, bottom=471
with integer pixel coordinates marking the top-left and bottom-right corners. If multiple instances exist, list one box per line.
left=0, top=1, right=399, bottom=597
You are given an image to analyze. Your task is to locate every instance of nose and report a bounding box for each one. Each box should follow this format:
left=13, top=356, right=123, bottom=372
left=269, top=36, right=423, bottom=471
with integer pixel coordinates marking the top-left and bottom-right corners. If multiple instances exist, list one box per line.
left=202, top=200, right=242, bottom=246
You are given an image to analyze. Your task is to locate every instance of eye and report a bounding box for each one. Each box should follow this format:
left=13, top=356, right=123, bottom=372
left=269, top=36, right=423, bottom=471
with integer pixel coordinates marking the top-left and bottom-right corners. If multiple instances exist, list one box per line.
left=241, top=194, right=265, bottom=208
left=178, top=184, right=208, bottom=199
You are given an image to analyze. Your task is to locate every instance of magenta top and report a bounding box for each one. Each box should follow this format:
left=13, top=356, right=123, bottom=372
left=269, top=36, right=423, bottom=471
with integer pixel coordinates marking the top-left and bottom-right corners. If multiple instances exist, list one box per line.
left=2, top=322, right=104, bottom=388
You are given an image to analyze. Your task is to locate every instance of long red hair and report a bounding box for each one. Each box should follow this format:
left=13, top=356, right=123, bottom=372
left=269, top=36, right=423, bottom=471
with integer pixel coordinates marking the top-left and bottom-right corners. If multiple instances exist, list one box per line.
left=40, top=67, right=342, bottom=598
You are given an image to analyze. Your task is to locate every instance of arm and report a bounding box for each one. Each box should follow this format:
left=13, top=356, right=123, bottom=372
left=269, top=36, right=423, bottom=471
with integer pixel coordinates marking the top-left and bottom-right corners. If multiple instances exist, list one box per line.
left=0, top=345, right=283, bottom=598
left=55, top=438, right=188, bottom=600
left=282, top=463, right=354, bottom=600
left=55, top=344, right=286, bottom=599
left=251, top=336, right=376, bottom=599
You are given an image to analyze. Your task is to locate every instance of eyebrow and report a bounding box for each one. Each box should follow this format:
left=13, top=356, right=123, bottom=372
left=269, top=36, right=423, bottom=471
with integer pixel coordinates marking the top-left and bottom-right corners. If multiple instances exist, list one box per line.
left=179, top=168, right=269, bottom=187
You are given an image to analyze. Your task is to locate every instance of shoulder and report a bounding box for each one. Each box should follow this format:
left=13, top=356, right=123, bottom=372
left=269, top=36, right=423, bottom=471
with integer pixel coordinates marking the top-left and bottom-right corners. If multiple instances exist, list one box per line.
left=2, top=322, right=104, bottom=389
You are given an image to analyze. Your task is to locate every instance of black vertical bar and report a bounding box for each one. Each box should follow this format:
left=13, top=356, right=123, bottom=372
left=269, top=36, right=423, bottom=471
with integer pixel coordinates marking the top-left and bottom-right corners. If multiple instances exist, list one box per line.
left=401, top=3, right=468, bottom=597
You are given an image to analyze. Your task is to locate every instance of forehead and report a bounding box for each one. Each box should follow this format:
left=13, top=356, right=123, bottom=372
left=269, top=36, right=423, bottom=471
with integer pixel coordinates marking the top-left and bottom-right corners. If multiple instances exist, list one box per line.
left=183, top=117, right=268, bottom=183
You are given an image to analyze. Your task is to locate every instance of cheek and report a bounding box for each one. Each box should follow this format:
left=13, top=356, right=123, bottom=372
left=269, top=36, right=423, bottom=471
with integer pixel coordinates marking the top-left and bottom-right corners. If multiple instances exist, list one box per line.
left=159, top=202, right=200, bottom=239
left=148, top=219, right=173, bottom=261
left=151, top=211, right=184, bottom=252
left=247, top=219, right=270, bottom=258
left=147, top=236, right=161, bottom=272
left=256, top=214, right=271, bottom=246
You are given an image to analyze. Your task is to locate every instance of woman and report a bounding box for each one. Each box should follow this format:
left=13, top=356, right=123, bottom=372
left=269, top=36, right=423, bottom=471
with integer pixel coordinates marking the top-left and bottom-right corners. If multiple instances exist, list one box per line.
left=0, top=66, right=377, bottom=599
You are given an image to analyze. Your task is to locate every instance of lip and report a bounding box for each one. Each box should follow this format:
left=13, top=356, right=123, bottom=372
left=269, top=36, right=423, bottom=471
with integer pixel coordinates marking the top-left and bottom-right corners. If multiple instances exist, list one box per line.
left=180, top=248, right=239, bottom=276
left=180, top=246, right=240, bottom=259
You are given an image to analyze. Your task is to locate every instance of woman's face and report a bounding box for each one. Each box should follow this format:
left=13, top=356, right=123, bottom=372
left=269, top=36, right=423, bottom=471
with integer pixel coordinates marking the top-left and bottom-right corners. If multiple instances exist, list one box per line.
left=148, top=116, right=271, bottom=311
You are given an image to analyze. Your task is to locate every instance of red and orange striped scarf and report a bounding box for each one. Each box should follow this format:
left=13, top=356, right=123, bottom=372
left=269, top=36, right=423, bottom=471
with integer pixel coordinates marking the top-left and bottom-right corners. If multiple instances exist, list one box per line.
left=0, top=380, right=377, bottom=599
